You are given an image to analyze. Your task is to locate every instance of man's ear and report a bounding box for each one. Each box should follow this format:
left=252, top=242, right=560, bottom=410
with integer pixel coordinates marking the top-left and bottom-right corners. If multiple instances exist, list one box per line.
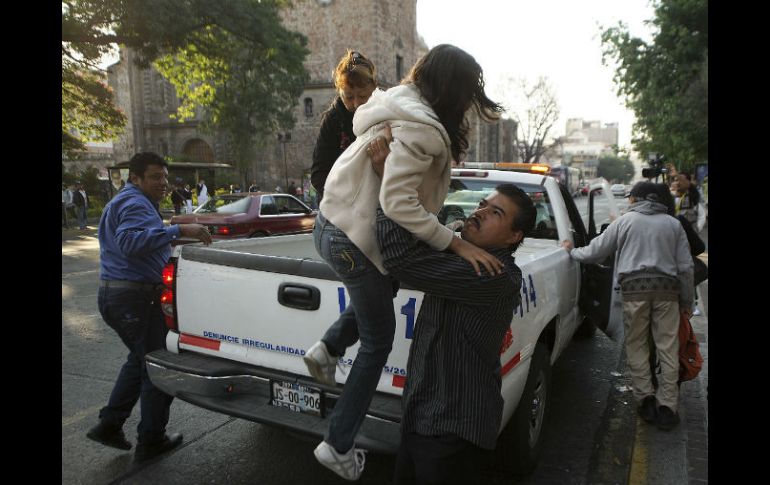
left=505, top=229, right=524, bottom=247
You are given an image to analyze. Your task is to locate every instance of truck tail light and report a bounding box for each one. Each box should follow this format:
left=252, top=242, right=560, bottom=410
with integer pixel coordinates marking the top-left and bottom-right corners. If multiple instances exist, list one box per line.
left=215, top=226, right=230, bottom=236
left=161, top=259, right=178, bottom=331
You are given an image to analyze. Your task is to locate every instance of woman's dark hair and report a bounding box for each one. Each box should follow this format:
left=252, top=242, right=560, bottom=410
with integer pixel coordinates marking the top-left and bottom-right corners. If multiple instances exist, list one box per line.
left=654, top=183, right=677, bottom=216
left=404, top=44, right=504, bottom=161
left=679, top=172, right=700, bottom=205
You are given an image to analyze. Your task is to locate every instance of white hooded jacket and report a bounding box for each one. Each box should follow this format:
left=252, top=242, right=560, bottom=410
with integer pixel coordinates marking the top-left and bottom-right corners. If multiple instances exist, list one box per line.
left=320, top=84, right=454, bottom=274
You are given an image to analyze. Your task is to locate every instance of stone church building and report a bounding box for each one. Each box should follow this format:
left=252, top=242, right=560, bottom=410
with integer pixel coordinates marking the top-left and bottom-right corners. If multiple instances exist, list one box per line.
left=107, top=0, right=516, bottom=191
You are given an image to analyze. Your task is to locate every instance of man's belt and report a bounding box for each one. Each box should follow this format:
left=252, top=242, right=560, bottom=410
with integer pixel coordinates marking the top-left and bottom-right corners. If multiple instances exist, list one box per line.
left=99, top=280, right=166, bottom=292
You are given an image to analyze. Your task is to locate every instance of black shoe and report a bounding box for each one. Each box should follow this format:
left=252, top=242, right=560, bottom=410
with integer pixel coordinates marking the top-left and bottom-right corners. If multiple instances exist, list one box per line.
left=134, top=433, right=183, bottom=463
left=86, top=421, right=132, bottom=450
left=656, top=406, right=680, bottom=431
left=637, top=396, right=657, bottom=424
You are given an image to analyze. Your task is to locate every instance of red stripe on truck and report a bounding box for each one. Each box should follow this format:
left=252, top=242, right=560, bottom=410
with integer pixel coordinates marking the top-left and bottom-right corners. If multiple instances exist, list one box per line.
left=392, top=375, right=406, bottom=388
left=180, top=333, right=221, bottom=351
left=500, top=352, right=521, bottom=377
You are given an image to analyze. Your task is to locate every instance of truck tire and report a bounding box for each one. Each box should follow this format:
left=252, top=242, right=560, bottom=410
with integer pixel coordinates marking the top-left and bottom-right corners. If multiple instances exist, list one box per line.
left=250, top=231, right=268, bottom=238
left=495, top=342, right=552, bottom=476
left=574, top=317, right=597, bottom=339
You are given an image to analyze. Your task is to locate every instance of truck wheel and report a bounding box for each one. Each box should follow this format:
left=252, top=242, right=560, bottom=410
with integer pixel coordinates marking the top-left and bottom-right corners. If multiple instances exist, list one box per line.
left=496, top=342, right=552, bottom=476
left=250, top=231, right=267, bottom=238
left=574, top=317, right=597, bottom=339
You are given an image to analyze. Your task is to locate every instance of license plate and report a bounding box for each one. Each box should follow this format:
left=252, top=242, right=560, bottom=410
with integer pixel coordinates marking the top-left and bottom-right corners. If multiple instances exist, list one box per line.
left=270, top=380, right=324, bottom=417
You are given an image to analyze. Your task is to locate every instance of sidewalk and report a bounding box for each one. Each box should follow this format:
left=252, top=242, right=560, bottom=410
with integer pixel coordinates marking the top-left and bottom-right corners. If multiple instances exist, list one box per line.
left=635, top=278, right=708, bottom=484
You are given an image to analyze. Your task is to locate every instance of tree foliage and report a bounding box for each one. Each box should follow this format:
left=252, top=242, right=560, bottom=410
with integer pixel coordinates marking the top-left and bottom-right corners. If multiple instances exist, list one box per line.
left=62, top=0, right=309, bottom=167
left=493, top=75, right=560, bottom=164
left=601, top=0, right=707, bottom=171
left=597, top=155, right=636, bottom=184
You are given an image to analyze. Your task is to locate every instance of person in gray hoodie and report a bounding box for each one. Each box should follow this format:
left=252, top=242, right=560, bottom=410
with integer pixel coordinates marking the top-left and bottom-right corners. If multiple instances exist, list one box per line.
left=304, top=44, right=504, bottom=480
left=561, top=181, right=693, bottom=431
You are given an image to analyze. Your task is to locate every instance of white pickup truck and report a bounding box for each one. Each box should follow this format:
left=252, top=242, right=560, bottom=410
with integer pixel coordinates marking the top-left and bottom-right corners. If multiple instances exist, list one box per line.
left=147, top=169, right=619, bottom=474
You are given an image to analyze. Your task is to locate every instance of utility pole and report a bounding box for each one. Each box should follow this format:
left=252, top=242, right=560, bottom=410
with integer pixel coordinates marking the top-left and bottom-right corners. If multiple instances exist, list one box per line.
left=277, top=132, right=291, bottom=192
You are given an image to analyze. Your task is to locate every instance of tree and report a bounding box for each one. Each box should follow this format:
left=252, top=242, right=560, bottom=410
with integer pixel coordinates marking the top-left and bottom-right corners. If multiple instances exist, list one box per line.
left=492, top=75, right=560, bottom=164
left=597, top=155, right=636, bottom=184
left=600, top=0, right=707, bottom=172
left=62, top=0, right=309, bottom=166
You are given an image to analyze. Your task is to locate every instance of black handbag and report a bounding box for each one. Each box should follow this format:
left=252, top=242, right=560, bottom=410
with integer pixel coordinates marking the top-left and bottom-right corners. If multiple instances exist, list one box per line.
left=693, top=256, right=708, bottom=286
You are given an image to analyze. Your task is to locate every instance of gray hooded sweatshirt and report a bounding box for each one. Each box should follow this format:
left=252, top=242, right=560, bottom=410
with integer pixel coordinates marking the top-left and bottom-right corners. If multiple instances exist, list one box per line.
left=568, top=199, right=694, bottom=309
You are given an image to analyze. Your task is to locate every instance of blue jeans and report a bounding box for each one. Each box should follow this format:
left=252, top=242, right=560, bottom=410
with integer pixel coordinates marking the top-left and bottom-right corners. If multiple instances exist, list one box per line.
left=313, top=212, right=397, bottom=453
left=97, top=286, right=174, bottom=443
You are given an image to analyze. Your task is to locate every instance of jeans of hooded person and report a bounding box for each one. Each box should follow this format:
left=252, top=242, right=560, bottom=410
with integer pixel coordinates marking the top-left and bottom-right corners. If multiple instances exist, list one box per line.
left=313, top=212, right=396, bottom=453
left=97, top=286, right=174, bottom=443
left=76, top=205, right=88, bottom=229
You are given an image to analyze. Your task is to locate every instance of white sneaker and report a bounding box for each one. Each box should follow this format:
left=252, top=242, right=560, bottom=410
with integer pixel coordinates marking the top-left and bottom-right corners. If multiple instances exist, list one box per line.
left=314, top=441, right=366, bottom=481
left=304, top=341, right=337, bottom=386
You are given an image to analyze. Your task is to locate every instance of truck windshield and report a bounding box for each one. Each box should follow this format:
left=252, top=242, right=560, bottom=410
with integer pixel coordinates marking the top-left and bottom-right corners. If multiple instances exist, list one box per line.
left=441, top=179, right=558, bottom=240
left=195, top=195, right=252, bottom=214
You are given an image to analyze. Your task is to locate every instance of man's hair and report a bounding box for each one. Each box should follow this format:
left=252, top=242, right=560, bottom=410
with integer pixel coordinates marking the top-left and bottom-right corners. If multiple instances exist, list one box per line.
left=404, top=44, right=504, bottom=162
left=629, top=181, right=660, bottom=201
left=495, top=183, right=536, bottom=251
left=129, top=152, right=167, bottom=179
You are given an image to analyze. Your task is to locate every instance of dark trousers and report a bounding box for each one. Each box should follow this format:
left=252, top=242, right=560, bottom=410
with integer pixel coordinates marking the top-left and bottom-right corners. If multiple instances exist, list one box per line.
left=394, top=432, right=486, bottom=485
left=97, top=286, right=174, bottom=443
left=62, top=202, right=69, bottom=228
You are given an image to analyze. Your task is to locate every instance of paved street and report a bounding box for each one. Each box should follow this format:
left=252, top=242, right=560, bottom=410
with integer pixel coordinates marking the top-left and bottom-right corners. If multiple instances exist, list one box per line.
left=62, top=220, right=707, bottom=484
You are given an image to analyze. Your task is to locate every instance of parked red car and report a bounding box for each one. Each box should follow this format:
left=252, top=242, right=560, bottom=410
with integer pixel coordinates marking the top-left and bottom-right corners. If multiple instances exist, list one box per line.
left=170, top=192, right=316, bottom=239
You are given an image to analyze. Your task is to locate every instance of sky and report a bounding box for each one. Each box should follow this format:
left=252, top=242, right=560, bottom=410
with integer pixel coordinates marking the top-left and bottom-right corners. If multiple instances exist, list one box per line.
left=415, top=0, right=657, bottom=149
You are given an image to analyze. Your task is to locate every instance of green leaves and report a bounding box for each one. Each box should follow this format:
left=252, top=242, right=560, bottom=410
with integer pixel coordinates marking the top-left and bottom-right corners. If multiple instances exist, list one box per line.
left=600, top=0, right=707, bottom=171
left=597, top=155, right=636, bottom=184
left=62, top=0, right=309, bottom=168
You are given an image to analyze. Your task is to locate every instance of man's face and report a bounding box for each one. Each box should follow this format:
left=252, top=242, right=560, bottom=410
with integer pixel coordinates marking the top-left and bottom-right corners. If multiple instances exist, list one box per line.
left=132, top=164, right=168, bottom=202
left=461, top=191, right=523, bottom=250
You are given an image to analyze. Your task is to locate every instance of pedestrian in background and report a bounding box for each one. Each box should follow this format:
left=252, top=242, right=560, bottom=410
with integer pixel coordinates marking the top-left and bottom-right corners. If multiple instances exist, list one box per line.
left=248, top=180, right=260, bottom=193
left=170, top=184, right=185, bottom=215
left=674, top=172, right=706, bottom=234
left=562, top=181, right=693, bottom=431
left=196, top=179, right=209, bottom=208
left=87, top=152, right=212, bottom=462
left=311, top=50, right=379, bottom=204
left=304, top=44, right=504, bottom=480
left=72, top=181, right=89, bottom=230
left=62, top=184, right=73, bottom=228
left=182, top=184, right=193, bottom=214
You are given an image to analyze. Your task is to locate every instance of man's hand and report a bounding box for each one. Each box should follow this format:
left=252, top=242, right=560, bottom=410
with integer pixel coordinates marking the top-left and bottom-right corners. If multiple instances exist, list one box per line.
left=561, top=240, right=574, bottom=251
left=367, top=124, right=392, bottom=178
left=448, top=236, right=504, bottom=276
left=179, top=223, right=213, bottom=245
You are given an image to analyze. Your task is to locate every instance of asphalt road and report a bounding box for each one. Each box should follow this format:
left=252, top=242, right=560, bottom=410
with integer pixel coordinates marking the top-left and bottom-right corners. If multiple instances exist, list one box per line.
left=63, top=227, right=637, bottom=485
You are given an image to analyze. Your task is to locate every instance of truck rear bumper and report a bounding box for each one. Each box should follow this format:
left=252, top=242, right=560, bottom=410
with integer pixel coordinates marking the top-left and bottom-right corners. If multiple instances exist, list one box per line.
left=145, top=349, right=402, bottom=454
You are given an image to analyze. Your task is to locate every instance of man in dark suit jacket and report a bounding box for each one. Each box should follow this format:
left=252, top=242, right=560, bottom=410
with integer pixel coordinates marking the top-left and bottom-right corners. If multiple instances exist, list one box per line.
left=72, top=182, right=89, bottom=229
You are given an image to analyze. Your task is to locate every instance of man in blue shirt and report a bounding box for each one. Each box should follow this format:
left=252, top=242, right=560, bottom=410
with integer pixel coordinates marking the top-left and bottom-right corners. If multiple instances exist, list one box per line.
left=87, top=152, right=212, bottom=463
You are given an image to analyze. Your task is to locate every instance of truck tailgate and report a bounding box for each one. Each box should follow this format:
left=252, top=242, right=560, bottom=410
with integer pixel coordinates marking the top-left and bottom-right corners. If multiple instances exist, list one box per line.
left=174, top=240, right=419, bottom=396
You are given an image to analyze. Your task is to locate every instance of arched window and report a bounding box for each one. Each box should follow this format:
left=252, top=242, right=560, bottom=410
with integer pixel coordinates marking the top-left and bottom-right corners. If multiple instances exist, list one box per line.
left=181, top=139, right=215, bottom=162
left=304, top=98, right=313, bottom=118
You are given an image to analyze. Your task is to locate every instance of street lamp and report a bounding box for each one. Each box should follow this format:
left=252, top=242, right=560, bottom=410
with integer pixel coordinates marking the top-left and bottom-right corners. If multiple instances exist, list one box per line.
left=277, top=132, right=291, bottom=192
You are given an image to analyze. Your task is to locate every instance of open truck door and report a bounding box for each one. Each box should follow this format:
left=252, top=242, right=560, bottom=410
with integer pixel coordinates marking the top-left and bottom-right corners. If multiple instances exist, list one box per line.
left=578, top=181, right=620, bottom=337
